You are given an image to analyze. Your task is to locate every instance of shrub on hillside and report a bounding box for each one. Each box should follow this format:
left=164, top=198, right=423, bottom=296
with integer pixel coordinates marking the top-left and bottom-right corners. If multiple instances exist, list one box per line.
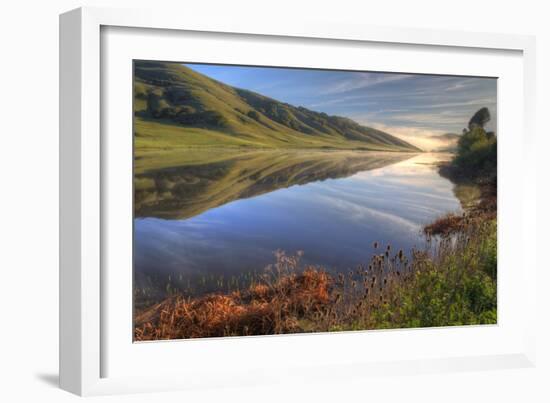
left=176, top=110, right=229, bottom=128
left=246, top=110, right=261, bottom=121
left=147, top=90, right=175, bottom=118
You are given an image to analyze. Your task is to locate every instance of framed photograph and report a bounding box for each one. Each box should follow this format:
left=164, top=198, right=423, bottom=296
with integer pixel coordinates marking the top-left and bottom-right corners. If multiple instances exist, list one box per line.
left=60, top=7, right=537, bottom=396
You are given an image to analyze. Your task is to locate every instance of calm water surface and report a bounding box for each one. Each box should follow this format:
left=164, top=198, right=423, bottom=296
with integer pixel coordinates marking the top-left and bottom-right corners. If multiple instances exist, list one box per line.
left=134, top=151, right=460, bottom=298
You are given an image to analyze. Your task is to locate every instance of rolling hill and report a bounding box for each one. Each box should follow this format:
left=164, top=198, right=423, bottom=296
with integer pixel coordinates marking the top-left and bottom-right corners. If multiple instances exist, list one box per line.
left=133, top=61, right=421, bottom=153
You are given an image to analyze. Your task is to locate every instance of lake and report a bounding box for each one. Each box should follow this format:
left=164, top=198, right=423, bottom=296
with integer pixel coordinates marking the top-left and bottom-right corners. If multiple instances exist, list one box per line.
left=134, top=150, right=461, bottom=302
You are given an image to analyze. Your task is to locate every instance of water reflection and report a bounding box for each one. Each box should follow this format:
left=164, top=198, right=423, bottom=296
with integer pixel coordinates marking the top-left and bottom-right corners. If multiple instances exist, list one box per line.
left=134, top=151, right=460, bottom=300
left=134, top=150, right=415, bottom=219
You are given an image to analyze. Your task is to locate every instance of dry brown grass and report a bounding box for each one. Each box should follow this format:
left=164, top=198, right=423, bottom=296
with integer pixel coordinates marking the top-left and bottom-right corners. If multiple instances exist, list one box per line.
left=424, top=182, right=496, bottom=236
left=423, top=213, right=465, bottom=236
left=134, top=247, right=417, bottom=340
left=134, top=254, right=333, bottom=340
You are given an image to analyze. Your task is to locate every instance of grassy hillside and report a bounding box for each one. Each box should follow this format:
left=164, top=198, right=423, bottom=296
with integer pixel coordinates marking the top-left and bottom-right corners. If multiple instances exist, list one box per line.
left=133, top=61, right=421, bottom=153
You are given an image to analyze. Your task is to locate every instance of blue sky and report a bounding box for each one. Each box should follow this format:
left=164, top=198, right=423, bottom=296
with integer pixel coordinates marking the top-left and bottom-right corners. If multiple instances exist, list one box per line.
left=184, top=63, right=497, bottom=150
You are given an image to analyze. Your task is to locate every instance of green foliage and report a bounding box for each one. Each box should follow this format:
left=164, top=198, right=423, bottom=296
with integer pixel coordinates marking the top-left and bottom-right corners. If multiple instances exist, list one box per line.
left=134, top=81, right=148, bottom=99
left=373, top=220, right=497, bottom=328
left=176, top=110, right=229, bottom=128
left=478, top=220, right=497, bottom=280
left=246, top=110, right=260, bottom=121
left=147, top=90, right=174, bottom=118
left=457, top=126, right=488, bottom=154
left=452, top=109, right=497, bottom=181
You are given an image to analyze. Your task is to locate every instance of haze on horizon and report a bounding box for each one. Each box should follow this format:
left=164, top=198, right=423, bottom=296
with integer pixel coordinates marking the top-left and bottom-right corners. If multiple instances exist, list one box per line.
left=184, top=63, right=497, bottom=151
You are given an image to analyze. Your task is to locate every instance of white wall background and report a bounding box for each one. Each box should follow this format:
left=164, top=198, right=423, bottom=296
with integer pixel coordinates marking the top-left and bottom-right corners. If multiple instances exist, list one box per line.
left=0, top=0, right=548, bottom=401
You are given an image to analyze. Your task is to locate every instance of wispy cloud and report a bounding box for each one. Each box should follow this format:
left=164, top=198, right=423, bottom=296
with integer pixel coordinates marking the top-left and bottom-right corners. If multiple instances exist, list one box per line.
left=307, top=96, right=378, bottom=109
left=185, top=63, right=497, bottom=142
left=390, top=112, right=468, bottom=127
left=320, top=73, right=413, bottom=95
left=404, top=98, right=497, bottom=110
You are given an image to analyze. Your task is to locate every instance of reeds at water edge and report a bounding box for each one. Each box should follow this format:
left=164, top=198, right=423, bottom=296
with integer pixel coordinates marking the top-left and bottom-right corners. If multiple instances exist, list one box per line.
left=134, top=211, right=497, bottom=340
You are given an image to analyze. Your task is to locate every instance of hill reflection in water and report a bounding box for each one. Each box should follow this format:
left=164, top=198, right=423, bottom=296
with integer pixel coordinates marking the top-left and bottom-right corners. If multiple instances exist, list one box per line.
left=134, top=150, right=416, bottom=220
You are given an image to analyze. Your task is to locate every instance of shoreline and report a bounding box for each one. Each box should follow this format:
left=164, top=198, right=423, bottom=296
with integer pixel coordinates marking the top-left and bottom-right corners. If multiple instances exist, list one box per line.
left=134, top=176, right=497, bottom=340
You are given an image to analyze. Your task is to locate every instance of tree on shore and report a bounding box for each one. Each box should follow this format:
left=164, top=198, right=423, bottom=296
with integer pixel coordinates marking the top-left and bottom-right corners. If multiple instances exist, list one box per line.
left=468, top=107, right=491, bottom=130
left=453, top=108, right=497, bottom=182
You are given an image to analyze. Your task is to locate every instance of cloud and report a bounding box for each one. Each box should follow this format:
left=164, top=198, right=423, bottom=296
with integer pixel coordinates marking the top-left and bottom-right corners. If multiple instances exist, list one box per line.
left=320, top=73, right=413, bottom=95
left=353, top=119, right=459, bottom=151
left=404, top=98, right=497, bottom=111
left=389, top=111, right=467, bottom=127
left=443, top=78, right=479, bottom=92
left=185, top=62, right=497, bottom=143
left=307, top=96, right=378, bottom=109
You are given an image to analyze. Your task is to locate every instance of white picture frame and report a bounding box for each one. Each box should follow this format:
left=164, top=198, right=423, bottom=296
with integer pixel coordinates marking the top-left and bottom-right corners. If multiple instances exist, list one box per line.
left=60, top=6, right=537, bottom=396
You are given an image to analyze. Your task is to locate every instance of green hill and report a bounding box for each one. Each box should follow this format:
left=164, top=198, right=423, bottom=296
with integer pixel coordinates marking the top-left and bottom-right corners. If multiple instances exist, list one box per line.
left=133, top=61, right=421, bottom=154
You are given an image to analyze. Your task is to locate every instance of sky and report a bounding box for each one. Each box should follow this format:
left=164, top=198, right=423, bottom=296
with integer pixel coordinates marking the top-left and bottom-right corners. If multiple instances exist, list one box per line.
left=184, top=63, right=497, bottom=151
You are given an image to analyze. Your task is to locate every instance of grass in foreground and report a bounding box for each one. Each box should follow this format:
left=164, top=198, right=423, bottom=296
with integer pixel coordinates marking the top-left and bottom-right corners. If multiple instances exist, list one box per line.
left=134, top=213, right=496, bottom=340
